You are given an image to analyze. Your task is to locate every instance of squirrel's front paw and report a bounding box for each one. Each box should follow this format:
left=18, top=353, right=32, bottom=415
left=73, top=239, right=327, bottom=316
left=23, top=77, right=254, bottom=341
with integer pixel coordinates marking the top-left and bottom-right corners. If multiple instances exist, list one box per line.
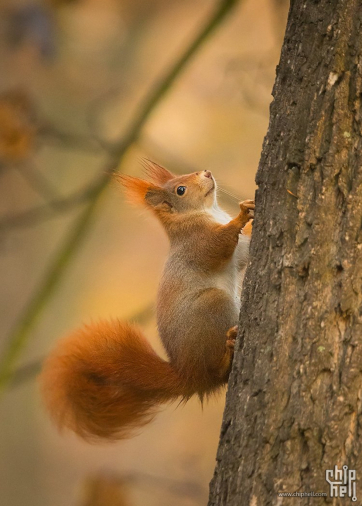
left=238, top=200, right=255, bottom=229
left=239, top=199, right=255, bottom=215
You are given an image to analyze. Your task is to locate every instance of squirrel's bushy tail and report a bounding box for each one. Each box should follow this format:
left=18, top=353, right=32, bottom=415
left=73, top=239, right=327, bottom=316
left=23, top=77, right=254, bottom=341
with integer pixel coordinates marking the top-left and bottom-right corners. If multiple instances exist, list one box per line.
left=40, top=320, right=186, bottom=440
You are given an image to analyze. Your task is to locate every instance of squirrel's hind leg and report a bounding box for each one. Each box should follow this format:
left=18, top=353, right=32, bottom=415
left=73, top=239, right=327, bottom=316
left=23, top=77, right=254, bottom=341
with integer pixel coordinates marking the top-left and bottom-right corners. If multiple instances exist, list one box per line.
left=217, top=325, right=239, bottom=381
left=226, top=325, right=238, bottom=341
left=226, top=325, right=238, bottom=349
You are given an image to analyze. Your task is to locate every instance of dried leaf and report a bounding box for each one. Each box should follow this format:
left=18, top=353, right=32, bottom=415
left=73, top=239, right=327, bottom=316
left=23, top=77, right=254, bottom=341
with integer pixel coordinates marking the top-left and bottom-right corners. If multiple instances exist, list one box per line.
left=0, top=90, right=37, bottom=162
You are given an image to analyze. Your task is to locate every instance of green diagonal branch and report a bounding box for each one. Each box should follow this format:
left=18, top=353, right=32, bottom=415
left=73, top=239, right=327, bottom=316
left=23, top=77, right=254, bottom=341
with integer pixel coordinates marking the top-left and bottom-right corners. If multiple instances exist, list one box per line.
left=0, top=0, right=240, bottom=395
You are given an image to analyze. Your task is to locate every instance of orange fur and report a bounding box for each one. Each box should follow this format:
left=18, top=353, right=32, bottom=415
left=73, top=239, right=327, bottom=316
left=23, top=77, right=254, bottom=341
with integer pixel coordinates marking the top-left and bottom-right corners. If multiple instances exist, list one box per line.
left=40, top=320, right=186, bottom=441
left=242, top=219, right=253, bottom=237
left=40, top=165, right=254, bottom=442
left=115, top=175, right=160, bottom=207
left=142, top=159, right=175, bottom=185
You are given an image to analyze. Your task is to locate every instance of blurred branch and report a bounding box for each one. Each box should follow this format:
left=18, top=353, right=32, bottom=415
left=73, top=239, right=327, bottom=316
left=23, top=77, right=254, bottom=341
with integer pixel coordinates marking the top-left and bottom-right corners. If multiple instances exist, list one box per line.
left=0, top=135, right=239, bottom=233
left=86, top=86, right=126, bottom=151
left=15, top=163, right=60, bottom=201
left=81, top=475, right=129, bottom=506
left=79, top=470, right=205, bottom=506
left=0, top=0, right=241, bottom=395
left=0, top=177, right=103, bottom=230
left=123, top=471, right=205, bottom=500
left=9, top=359, right=43, bottom=388
left=38, top=124, right=111, bottom=153
left=10, top=302, right=154, bottom=389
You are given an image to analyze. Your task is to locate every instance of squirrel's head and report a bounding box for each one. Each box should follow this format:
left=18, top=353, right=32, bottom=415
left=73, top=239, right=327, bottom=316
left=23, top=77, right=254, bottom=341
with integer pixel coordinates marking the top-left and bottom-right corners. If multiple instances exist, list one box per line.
left=117, top=161, right=217, bottom=215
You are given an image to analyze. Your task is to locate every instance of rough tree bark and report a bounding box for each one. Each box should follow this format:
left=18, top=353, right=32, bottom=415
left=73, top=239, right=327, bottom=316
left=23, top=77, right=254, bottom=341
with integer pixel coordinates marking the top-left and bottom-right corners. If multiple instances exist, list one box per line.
left=209, top=1, right=362, bottom=505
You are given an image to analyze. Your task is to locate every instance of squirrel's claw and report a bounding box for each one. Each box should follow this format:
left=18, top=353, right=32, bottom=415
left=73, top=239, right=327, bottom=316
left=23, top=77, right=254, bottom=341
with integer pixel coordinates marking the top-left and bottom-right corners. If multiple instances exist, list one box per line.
left=237, top=200, right=254, bottom=230
left=239, top=199, right=255, bottom=219
left=239, top=199, right=255, bottom=210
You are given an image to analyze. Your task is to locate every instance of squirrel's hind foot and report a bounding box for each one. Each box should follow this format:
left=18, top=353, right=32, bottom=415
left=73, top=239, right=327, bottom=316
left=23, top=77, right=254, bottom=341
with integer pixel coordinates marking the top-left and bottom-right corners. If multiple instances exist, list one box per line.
left=226, top=325, right=238, bottom=343
left=217, top=326, right=239, bottom=380
left=226, top=324, right=238, bottom=351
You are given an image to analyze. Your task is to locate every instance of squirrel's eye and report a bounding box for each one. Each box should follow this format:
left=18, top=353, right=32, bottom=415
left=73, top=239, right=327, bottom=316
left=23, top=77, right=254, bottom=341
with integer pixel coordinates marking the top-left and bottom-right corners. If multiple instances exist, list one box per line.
left=176, top=186, right=186, bottom=196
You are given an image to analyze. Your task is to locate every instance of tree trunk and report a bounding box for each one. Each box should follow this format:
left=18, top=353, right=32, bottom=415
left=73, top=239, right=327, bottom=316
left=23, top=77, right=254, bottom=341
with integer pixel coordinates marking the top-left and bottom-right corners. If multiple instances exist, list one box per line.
left=209, top=1, right=362, bottom=505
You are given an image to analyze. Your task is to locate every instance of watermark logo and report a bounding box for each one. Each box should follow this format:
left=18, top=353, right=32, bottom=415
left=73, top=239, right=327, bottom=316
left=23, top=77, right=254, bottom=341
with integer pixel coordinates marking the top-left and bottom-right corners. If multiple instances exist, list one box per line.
left=326, top=465, right=357, bottom=502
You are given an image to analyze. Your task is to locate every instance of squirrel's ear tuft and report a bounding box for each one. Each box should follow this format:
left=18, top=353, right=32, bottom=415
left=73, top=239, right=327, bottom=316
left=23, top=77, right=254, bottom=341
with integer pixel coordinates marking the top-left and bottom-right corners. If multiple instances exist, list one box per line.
left=117, top=174, right=167, bottom=208
left=117, top=175, right=160, bottom=206
left=142, top=159, right=175, bottom=185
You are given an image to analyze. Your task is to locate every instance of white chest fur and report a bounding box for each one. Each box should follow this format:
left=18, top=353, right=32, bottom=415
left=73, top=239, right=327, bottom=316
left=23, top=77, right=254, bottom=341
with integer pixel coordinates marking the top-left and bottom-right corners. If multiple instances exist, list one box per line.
left=206, top=204, right=242, bottom=303
left=208, top=204, right=232, bottom=225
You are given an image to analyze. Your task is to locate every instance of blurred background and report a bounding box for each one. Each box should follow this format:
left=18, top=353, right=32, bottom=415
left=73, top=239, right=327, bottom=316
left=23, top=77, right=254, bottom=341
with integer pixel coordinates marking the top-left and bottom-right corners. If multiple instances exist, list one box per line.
left=0, top=0, right=288, bottom=505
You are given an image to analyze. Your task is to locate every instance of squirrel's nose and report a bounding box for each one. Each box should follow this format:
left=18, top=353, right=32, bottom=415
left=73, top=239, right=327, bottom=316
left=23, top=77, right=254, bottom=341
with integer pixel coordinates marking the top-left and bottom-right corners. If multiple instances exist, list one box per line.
left=204, top=170, right=212, bottom=179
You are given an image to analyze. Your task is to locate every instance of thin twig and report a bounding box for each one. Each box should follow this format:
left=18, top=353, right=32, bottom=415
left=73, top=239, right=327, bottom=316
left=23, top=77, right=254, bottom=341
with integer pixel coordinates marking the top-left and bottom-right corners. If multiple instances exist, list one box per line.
left=0, top=177, right=103, bottom=230
left=123, top=471, right=205, bottom=499
left=10, top=302, right=154, bottom=389
left=1, top=137, right=239, bottom=233
left=38, top=125, right=110, bottom=153
left=15, top=163, right=61, bottom=201
left=0, top=0, right=240, bottom=395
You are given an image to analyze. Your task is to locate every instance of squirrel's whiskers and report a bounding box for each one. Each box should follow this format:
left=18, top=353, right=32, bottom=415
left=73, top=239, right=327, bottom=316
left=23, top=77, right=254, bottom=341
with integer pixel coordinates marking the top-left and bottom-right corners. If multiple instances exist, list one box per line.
left=217, top=186, right=241, bottom=201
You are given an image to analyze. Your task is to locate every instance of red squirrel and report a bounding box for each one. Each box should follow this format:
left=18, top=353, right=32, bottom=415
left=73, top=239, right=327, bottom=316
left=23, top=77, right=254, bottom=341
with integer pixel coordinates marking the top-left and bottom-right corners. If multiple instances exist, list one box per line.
left=40, top=162, right=254, bottom=441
